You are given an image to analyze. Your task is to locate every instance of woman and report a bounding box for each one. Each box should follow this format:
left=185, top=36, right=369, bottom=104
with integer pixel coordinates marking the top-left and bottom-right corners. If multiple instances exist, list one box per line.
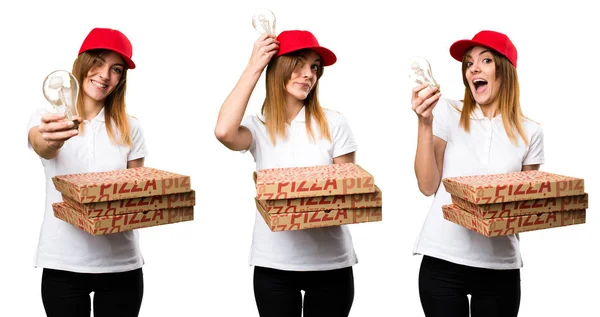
left=27, top=27, right=147, bottom=317
left=411, top=30, right=544, bottom=317
left=215, top=30, right=357, bottom=317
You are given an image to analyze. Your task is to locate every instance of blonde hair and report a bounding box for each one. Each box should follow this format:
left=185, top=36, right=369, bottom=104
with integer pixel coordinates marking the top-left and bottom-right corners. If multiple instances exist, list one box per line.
left=458, top=48, right=529, bottom=145
left=72, top=50, right=132, bottom=147
left=261, top=49, right=331, bottom=145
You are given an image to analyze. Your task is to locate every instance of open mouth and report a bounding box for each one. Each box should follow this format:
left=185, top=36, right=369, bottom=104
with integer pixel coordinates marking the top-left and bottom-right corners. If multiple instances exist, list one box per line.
left=473, top=79, right=487, bottom=92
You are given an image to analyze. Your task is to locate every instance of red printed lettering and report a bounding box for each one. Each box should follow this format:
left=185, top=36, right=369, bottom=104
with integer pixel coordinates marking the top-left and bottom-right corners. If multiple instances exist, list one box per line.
left=152, top=211, right=164, bottom=221
left=99, top=183, right=112, bottom=195
left=321, top=211, right=334, bottom=222
left=144, top=179, right=157, bottom=192
left=323, top=179, right=337, bottom=191
left=538, top=181, right=551, bottom=195
left=284, top=206, right=297, bottom=213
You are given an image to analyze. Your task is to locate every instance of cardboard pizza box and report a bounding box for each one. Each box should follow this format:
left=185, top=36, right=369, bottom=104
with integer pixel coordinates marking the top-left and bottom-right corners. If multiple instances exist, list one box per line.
left=261, top=186, right=382, bottom=213
left=442, top=204, right=585, bottom=237
left=451, top=193, right=588, bottom=219
left=255, top=163, right=375, bottom=200
left=53, top=202, right=194, bottom=235
left=53, top=167, right=191, bottom=203
left=442, top=170, right=584, bottom=204
left=62, top=190, right=196, bottom=217
left=255, top=199, right=381, bottom=232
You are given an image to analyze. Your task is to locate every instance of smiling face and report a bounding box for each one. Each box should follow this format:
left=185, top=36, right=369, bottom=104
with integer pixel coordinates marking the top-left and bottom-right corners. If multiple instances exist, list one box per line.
left=284, top=50, right=322, bottom=102
left=82, top=51, right=125, bottom=104
left=464, top=46, right=502, bottom=108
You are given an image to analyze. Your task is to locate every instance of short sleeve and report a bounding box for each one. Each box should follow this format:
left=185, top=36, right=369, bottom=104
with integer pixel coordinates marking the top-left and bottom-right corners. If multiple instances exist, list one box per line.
left=27, top=109, right=45, bottom=151
left=331, top=112, right=357, bottom=158
left=432, top=98, right=451, bottom=142
left=240, top=114, right=258, bottom=153
left=523, top=124, right=545, bottom=165
left=128, top=116, right=148, bottom=161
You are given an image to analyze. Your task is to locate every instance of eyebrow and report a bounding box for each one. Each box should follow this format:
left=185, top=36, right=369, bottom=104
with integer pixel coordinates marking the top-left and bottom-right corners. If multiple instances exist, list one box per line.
left=95, top=56, right=125, bottom=68
left=466, top=49, right=492, bottom=59
left=299, top=53, right=322, bottom=64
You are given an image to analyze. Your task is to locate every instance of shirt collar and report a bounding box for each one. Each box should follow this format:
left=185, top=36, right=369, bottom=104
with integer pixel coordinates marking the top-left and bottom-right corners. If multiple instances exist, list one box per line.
left=470, top=104, right=501, bottom=121
left=291, top=106, right=306, bottom=123
left=90, top=107, right=106, bottom=123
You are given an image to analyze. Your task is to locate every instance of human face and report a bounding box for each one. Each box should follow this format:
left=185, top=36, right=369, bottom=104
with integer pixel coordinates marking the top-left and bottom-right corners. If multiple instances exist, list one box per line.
left=465, top=46, right=501, bottom=108
left=82, top=51, right=125, bottom=103
left=284, top=50, right=321, bottom=102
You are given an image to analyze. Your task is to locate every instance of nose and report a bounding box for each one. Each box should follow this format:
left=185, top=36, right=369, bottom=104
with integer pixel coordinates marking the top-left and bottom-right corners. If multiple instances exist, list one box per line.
left=470, top=62, right=481, bottom=74
left=98, top=65, right=110, bottom=79
left=302, top=65, right=314, bottom=78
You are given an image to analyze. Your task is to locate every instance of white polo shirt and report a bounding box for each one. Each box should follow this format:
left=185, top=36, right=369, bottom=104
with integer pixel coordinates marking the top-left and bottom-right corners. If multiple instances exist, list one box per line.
left=241, top=107, right=359, bottom=271
left=413, top=98, right=545, bottom=270
left=27, top=107, right=148, bottom=273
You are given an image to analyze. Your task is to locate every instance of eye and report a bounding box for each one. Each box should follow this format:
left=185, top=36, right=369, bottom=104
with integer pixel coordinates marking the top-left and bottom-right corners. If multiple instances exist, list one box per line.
left=311, top=63, right=320, bottom=72
left=466, top=61, right=473, bottom=67
left=483, top=58, right=493, bottom=64
left=112, top=67, right=123, bottom=75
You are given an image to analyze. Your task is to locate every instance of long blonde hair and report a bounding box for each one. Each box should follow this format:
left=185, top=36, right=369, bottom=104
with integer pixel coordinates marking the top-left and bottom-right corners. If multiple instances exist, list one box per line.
left=459, top=48, right=529, bottom=145
left=262, top=49, right=331, bottom=145
left=72, top=49, right=132, bottom=147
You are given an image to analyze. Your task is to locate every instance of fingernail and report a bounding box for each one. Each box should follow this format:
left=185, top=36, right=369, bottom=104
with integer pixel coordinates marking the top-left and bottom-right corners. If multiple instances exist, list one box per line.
left=68, top=121, right=74, bottom=127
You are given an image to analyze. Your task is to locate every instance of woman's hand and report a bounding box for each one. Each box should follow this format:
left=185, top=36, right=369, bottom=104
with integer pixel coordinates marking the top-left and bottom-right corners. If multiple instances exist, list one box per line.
left=247, top=33, right=279, bottom=74
left=411, top=83, right=441, bottom=125
left=37, top=113, right=82, bottom=149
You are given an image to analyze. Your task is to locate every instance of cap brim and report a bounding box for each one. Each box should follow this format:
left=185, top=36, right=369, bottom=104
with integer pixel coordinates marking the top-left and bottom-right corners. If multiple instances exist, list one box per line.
left=449, top=39, right=481, bottom=63
left=80, top=47, right=136, bottom=69
left=277, top=46, right=337, bottom=66
left=114, top=51, right=136, bottom=69
left=310, top=47, right=337, bottom=66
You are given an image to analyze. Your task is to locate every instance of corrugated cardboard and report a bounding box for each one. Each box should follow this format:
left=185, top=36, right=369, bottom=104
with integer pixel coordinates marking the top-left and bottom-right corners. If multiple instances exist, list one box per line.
left=256, top=199, right=381, bottom=231
left=442, top=171, right=585, bottom=204
left=62, top=190, right=196, bottom=217
left=261, top=186, right=382, bottom=213
left=52, top=167, right=191, bottom=203
left=451, top=193, right=588, bottom=219
left=53, top=202, right=194, bottom=235
left=442, top=204, right=586, bottom=237
left=256, top=163, right=375, bottom=200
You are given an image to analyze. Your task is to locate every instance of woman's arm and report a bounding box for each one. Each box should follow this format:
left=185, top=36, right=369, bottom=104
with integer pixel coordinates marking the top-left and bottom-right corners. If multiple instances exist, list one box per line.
left=522, top=164, right=540, bottom=171
left=215, top=33, right=279, bottom=151
left=333, top=152, right=356, bottom=164
left=28, top=113, right=81, bottom=160
left=412, top=83, right=445, bottom=196
left=127, top=157, right=145, bottom=168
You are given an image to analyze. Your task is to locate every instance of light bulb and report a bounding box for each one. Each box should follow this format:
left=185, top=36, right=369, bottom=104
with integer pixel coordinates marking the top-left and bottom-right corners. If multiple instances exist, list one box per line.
left=252, top=9, right=276, bottom=35
left=42, top=70, right=80, bottom=129
left=409, top=56, right=439, bottom=91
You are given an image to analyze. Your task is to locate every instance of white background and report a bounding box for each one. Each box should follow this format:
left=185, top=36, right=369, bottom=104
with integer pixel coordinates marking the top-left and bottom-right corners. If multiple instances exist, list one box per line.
left=1, top=0, right=598, bottom=316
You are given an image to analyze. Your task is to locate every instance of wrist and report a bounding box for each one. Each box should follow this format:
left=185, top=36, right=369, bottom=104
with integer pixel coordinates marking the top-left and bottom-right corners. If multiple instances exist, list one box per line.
left=46, top=140, right=64, bottom=149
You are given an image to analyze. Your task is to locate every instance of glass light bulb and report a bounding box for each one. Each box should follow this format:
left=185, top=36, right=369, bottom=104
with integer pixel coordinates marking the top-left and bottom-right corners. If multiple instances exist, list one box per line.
left=42, top=70, right=80, bottom=129
left=252, top=8, right=276, bottom=35
left=409, top=56, right=439, bottom=89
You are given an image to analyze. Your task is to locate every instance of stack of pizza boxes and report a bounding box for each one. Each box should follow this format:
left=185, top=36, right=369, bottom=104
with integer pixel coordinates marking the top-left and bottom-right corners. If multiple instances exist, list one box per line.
left=441, top=170, right=588, bottom=237
left=52, top=167, right=195, bottom=235
left=254, top=163, right=382, bottom=232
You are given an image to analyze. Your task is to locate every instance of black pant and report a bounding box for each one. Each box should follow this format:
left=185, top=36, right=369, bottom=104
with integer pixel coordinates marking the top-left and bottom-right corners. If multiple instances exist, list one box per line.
left=253, top=266, right=354, bottom=317
left=419, top=255, right=521, bottom=317
left=41, top=268, right=144, bottom=317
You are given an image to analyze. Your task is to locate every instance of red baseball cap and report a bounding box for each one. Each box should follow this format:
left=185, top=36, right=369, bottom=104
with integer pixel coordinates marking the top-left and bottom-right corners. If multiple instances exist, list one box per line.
left=78, top=28, right=136, bottom=69
left=276, top=30, right=337, bottom=66
left=449, top=30, right=517, bottom=68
